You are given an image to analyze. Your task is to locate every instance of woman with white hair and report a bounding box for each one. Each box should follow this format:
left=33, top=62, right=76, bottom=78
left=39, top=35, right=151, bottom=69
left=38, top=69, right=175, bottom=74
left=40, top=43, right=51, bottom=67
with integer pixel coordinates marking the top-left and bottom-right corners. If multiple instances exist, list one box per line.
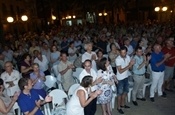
left=82, top=42, right=98, bottom=71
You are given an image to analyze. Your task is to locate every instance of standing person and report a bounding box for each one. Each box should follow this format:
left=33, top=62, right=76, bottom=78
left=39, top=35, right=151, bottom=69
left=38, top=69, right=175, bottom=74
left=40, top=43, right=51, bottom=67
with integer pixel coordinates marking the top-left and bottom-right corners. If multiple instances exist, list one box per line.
left=0, top=78, right=19, bottom=115
left=57, top=52, right=75, bottom=92
left=82, top=42, right=98, bottom=72
left=68, top=41, right=78, bottom=63
left=79, top=59, right=103, bottom=115
left=97, top=58, right=117, bottom=115
left=132, top=47, right=150, bottom=106
left=66, top=76, right=102, bottom=115
left=115, top=46, right=135, bottom=114
left=108, top=43, right=119, bottom=74
left=124, top=38, right=134, bottom=57
left=17, top=77, right=52, bottom=115
left=30, top=63, right=46, bottom=98
left=162, top=38, right=175, bottom=92
left=150, top=44, right=171, bottom=102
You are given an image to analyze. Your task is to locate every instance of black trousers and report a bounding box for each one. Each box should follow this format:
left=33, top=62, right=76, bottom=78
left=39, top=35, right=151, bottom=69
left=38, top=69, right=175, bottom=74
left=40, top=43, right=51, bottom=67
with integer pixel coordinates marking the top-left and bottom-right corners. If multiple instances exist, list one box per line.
left=84, top=97, right=97, bottom=115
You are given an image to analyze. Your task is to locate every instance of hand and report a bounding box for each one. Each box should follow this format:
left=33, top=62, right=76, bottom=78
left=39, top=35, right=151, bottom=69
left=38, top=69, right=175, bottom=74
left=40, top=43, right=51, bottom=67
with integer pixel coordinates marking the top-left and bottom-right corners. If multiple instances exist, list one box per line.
left=96, top=77, right=103, bottom=84
left=164, top=53, right=171, bottom=59
left=44, top=95, right=52, bottom=103
left=112, top=75, right=118, bottom=83
left=91, top=54, right=96, bottom=60
left=7, top=81, right=15, bottom=87
left=12, top=92, right=19, bottom=101
left=35, top=100, right=42, bottom=108
left=129, top=59, right=135, bottom=66
left=147, top=55, right=151, bottom=61
left=90, top=90, right=102, bottom=99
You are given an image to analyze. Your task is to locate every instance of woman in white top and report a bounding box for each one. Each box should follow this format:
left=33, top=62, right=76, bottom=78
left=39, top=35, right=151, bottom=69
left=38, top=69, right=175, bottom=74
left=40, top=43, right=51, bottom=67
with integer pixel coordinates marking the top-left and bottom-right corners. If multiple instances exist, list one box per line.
left=68, top=42, right=78, bottom=63
left=82, top=42, right=98, bottom=71
left=66, top=75, right=102, bottom=115
left=0, top=78, right=19, bottom=115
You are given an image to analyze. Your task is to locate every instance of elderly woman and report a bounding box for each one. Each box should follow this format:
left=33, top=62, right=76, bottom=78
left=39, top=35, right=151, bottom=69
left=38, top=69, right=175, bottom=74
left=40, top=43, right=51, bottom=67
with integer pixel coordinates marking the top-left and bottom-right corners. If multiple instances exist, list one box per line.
left=66, top=75, right=102, bottom=115
left=0, top=78, right=19, bottom=115
left=30, top=63, right=46, bottom=98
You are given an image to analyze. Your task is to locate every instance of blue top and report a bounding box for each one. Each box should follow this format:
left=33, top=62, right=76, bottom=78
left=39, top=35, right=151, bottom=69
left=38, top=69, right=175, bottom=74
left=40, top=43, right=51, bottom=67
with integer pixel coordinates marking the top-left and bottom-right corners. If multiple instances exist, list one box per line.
left=132, top=55, right=146, bottom=74
left=150, top=52, right=165, bottom=72
left=30, top=71, right=45, bottom=89
left=17, top=89, right=43, bottom=115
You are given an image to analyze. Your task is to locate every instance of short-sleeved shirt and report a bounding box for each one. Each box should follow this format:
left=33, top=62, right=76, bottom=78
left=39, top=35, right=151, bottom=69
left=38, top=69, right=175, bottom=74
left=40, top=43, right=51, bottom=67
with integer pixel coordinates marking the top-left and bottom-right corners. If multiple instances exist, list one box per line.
left=162, top=47, right=175, bottom=67
left=132, top=55, right=146, bottom=74
left=30, top=71, right=45, bottom=89
left=18, top=89, right=43, bottom=115
left=150, top=52, right=165, bottom=72
left=34, top=55, right=49, bottom=72
left=115, top=55, right=131, bottom=80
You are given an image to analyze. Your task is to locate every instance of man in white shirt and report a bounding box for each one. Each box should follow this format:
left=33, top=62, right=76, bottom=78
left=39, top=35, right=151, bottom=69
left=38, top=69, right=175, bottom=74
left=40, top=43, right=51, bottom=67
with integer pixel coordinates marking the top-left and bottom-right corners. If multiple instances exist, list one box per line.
left=79, top=59, right=102, bottom=115
left=115, top=46, right=135, bottom=114
left=1, top=61, right=21, bottom=96
left=34, top=52, right=50, bottom=75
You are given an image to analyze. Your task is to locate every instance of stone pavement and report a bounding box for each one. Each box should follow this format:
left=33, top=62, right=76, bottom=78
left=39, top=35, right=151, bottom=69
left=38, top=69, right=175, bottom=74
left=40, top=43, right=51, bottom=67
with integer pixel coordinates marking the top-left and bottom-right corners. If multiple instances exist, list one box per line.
left=96, top=89, right=175, bottom=115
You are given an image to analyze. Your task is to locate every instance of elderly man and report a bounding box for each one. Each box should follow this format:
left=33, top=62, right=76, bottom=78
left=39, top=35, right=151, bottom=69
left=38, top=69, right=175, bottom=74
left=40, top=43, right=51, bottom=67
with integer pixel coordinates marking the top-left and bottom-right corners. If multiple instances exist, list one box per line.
left=150, top=44, right=171, bottom=102
left=0, top=61, right=21, bottom=96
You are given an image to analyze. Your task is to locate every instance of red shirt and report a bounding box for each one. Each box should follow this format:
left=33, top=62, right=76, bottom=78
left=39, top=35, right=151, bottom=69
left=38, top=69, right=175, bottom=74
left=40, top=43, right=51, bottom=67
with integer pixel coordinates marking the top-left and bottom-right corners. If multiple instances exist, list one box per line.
left=162, top=47, right=175, bottom=67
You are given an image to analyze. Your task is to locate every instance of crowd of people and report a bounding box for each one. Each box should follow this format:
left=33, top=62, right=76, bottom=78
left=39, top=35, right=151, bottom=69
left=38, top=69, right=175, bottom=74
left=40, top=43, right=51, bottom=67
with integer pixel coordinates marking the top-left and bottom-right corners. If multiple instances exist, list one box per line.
left=0, top=22, right=175, bottom=115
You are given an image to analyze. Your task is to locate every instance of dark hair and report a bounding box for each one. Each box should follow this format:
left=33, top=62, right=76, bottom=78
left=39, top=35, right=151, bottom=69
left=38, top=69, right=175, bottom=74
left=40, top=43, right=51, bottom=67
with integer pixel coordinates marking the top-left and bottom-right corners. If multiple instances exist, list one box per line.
left=18, top=77, right=30, bottom=91
left=83, top=59, right=92, bottom=68
left=80, top=75, right=93, bottom=87
left=135, top=46, right=142, bottom=52
left=97, top=50, right=103, bottom=55
left=98, top=57, right=107, bottom=71
left=60, top=51, right=68, bottom=56
left=119, top=46, right=128, bottom=52
left=22, top=53, right=31, bottom=60
left=110, top=43, right=116, bottom=51
left=69, top=41, right=74, bottom=47
left=0, top=78, right=3, bottom=85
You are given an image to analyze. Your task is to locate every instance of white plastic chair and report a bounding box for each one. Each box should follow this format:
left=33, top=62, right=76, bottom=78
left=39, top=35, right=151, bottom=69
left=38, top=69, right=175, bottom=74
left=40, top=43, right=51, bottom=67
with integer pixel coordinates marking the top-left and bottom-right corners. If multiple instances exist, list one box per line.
left=49, top=89, right=68, bottom=110
left=68, top=84, right=80, bottom=99
left=72, top=68, right=83, bottom=83
left=127, top=81, right=133, bottom=102
left=143, top=78, right=152, bottom=97
left=44, top=75, right=58, bottom=89
left=56, top=74, right=64, bottom=90
left=111, top=92, right=117, bottom=109
left=52, top=65, right=59, bottom=77
left=13, top=102, right=21, bottom=115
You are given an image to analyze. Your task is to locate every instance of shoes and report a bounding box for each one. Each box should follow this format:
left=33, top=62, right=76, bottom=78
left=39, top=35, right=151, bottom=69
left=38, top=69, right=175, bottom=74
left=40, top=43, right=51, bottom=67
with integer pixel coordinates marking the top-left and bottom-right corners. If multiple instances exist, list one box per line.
left=137, top=98, right=146, bottom=101
left=150, top=97, right=154, bottom=102
left=132, top=101, right=138, bottom=106
left=161, top=94, right=167, bottom=98
left=117, top=108, right=124, bottom=114
left=163, top=92, right=167, bottom=96
left=121, top=105, right=130, bottom=108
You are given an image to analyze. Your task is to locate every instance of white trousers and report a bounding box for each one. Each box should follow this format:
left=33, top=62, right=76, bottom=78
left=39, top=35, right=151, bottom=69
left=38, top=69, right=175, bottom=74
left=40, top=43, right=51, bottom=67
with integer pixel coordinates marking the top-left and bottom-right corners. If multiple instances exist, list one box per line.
left=150, top=71, right=164, bottom=97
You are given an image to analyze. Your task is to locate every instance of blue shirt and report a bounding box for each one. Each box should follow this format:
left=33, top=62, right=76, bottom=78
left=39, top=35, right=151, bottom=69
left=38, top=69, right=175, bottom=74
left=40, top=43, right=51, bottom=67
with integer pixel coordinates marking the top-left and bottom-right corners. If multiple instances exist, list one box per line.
left=150, top=52, right=165, bottom=72
left=18, top=89, right=43, bottom=115
left=132, top=55, right=146, bottom=74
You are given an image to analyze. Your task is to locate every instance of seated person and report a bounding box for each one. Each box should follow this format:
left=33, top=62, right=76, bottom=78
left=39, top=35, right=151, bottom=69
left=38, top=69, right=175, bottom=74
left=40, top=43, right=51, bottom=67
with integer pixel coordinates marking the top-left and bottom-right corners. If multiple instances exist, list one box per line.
left=1, top=61, right=21, bottom=96
left=30, top=63, right=46, bottom=98
left=0, top=78, right=19, bottom=115
left=18, top=77, right=52, bottom=115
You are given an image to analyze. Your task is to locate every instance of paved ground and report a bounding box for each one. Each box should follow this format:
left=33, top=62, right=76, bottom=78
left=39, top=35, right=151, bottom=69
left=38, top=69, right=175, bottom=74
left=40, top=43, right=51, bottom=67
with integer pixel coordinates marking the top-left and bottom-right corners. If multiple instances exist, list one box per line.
left=96, top=88, right=175, bottom=115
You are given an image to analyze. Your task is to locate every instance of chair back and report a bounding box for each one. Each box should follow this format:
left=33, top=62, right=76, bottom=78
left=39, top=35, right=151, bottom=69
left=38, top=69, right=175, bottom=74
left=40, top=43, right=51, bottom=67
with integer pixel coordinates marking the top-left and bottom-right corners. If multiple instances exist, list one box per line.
left=72, top=68, right=83, bottom=83
left=44, top=75, right=57, bottom=88
left=68, top=84, right=80, bottom=98
left=49, top=89, right=68, bottom=108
